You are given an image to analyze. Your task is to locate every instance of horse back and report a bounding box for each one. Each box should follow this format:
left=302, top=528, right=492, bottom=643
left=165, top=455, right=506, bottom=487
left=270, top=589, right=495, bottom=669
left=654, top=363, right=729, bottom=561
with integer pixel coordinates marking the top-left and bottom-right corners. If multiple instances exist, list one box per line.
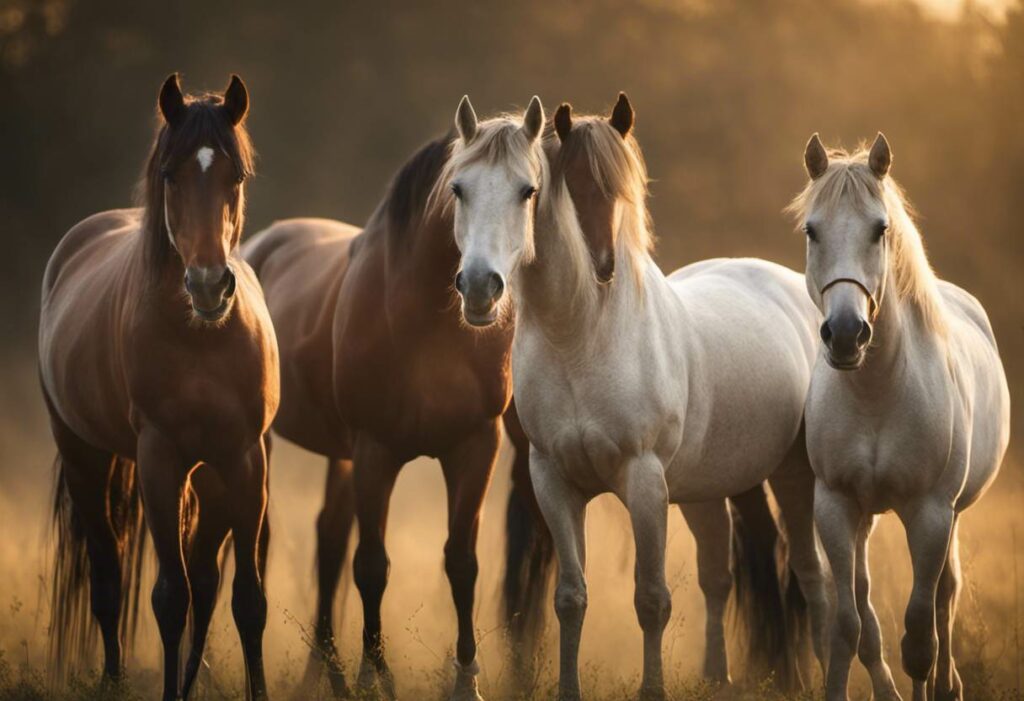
left=242, top=218, right=359, bottom=456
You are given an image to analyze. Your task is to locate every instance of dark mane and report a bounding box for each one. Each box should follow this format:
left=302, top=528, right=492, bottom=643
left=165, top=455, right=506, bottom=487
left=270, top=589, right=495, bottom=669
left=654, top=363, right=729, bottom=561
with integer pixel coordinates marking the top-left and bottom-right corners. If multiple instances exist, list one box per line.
left=366, top=132, right=454, bottom=244
left=137, top=93, right=255, bottom=272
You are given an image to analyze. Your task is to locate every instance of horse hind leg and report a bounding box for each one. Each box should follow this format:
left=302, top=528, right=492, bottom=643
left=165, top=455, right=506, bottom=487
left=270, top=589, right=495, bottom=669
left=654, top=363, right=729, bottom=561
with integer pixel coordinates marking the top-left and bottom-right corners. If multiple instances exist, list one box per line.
left=853, top=516, right=902, bottom=701
left=679, top=499, right=733, bottom=684
left=351, top=435, right=402, bottom=701
left=933, top=518, right=963, bottom=701
left=52, top=436, right=124, bottom=681
left=299, top=457, right=355, bottom=699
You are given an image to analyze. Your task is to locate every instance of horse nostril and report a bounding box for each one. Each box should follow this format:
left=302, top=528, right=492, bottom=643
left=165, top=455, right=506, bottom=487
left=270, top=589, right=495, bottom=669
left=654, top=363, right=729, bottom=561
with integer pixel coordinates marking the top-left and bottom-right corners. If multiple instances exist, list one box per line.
left=488, top=271, right=504, bottom=299
left=455, top=271, right=467, bottom=295
left=819, top=320, right=833, bottom=345
left=857, top=320, right=872, bottom=349
left=223, top=267, right=237, bottom=299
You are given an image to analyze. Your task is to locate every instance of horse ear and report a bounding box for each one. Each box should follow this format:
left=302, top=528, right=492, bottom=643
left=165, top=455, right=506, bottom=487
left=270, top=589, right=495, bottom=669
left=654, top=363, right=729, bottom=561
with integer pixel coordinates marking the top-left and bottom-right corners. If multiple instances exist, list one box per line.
left=522, top=96, right=544, bottom=144
left=868, top=132, right=892, bottom=178
left=554, top=103, right=573, bottom=143
left=223, top=74, right=249, bottom=126
left=456, top=95, right=478, bottom=143
left=804, top=133, right=829, bottom=180
left=610, top=92, right=634, bottom=138
left=158, top=73, right=186, bottom=127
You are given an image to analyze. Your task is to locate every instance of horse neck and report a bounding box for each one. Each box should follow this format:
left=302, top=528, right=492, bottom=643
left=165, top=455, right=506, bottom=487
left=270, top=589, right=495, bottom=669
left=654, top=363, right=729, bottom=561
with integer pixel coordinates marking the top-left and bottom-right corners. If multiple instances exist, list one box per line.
left=401, top=208, right=460, bottom=299
left=852, top=267, right=944, bottom=391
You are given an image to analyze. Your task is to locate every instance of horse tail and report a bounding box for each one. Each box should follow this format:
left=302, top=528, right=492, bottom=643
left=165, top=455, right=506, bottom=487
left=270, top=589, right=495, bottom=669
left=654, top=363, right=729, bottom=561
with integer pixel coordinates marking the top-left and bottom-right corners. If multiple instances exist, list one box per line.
left=501, top=404, right=554, bottom=689
left=50, top=455, right=147, bottom=675
left=729, top=484, right=800, bottom=690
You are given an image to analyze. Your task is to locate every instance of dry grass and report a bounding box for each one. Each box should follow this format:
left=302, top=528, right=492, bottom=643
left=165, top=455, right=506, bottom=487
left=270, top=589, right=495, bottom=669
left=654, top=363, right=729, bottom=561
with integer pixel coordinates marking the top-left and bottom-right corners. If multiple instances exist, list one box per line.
left=0, top=368, right=1021, bottom=701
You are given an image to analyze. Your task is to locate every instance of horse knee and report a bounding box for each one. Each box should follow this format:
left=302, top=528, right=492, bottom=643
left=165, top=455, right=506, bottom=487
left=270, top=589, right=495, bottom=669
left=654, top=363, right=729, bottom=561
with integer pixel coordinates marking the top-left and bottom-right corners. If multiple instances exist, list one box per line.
left=697, top=567, right=732, bottom=608
left=555, top=581, right=587, bottom=627
left=353, top=540, right=390, bottom=596
left=231, top=576, right=268, bottom=637
left=443, top=544, right=479, bottom=591
left=901, top=628, right=937, bottom=681
left=151, top=573, right=189, bottom=634
left=634, top=582, right=671, bottom=631
left=834, top=605, right=861, bottom=651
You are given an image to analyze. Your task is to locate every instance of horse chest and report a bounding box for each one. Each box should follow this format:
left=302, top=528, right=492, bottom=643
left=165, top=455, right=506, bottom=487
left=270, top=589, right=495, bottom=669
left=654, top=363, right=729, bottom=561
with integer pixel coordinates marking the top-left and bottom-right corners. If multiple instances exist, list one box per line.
left=807, top=377, right=957, bottom=511
left=334, top=325, right=511, bottom=453
left=128, top=329, right=275, bottom=463
left=514, top=344, right=669, bottom=490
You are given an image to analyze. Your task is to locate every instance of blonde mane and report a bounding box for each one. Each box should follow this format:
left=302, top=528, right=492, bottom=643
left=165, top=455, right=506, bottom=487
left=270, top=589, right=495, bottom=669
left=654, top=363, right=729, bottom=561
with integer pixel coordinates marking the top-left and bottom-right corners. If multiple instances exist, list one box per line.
left=786, top=145, right=947, bottom=335
left=543, top=115, right=655, bottom=296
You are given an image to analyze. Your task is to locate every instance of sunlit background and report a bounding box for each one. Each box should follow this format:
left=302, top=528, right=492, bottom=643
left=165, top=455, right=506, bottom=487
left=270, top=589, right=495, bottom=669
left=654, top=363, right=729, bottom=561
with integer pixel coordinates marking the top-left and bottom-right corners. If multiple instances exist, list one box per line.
left=0, top=0, right=1021, bottom=698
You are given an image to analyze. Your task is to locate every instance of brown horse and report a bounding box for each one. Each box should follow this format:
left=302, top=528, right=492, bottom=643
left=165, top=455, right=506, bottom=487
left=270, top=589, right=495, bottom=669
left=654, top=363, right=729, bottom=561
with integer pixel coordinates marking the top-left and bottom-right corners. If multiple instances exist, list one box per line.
left=39, top=74, right=279, bottom=701
left=243, top=106, right=552, bottom=699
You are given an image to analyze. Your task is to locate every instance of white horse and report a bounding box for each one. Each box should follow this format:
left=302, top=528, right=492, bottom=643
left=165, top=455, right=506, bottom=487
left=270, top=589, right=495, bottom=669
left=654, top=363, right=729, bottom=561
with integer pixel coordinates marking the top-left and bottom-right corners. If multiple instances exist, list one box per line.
left=438, top=93, right=831, bottom=700
left=791, top=133, right=1010, bottom=701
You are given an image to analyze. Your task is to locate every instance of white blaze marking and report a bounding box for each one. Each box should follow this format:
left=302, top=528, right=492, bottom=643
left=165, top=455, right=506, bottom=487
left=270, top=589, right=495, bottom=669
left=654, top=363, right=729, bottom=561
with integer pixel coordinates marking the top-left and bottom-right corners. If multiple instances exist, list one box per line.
left=196, top=146, right=215, bottom=172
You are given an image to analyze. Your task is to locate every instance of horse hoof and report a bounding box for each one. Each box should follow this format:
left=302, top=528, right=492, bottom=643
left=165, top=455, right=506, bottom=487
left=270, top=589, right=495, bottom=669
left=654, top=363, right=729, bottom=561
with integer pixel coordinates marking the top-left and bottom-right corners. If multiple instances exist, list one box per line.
left=450, top=658, right=484, bottom=701
left=639, top=685, right=667, bottom=701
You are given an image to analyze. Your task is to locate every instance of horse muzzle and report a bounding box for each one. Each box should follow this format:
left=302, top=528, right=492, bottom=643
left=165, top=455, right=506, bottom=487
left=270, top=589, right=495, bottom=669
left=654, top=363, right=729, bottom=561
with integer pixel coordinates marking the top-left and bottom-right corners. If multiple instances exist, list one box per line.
left=455, top=267, right=505, bottom=327
left=820, top=311, right=872, bottom=370
left=184, top=264, right=237, bottom=321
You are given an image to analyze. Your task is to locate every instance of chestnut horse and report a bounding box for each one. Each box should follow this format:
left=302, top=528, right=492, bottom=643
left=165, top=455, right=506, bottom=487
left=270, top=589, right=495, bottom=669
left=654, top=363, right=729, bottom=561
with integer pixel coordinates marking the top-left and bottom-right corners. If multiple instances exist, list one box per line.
left=243, top=128, right=530, bottom=701
left=40, top=74, right=279, bottom=701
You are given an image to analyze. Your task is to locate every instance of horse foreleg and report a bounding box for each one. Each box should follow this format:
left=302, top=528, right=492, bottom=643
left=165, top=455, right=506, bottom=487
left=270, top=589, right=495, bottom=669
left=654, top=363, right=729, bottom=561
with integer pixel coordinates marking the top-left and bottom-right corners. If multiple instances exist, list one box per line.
left=623, top=455, right=671, bottom=701
left=815, top=482, right=862, bottom=701
left=181, top=467, right=232, bottom=701
left=226, top=438, right=271, bottom=701
left=853, top=516, right=902, bottom=701
left=898, top=498, right=955, bottom=701
left=679, top=499, right=733, bottom=685
left=440, top=421, right=501, bottom=701
left=137, top=428, right=191, bottom=701
left=531, top=446, right=588, bottom=701
left=351, top=435, right=402, bottom=701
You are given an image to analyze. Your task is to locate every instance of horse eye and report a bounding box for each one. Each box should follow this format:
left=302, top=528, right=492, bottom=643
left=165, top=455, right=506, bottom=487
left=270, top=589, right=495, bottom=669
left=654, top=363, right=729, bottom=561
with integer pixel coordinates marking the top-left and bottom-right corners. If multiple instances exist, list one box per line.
left=874, top=221, right=888, bottom=241
left=451, top=183, right=463, bottom=200
left=803, top=223, right=817, bottom=242
left=521, top=185, right=538, bottom=201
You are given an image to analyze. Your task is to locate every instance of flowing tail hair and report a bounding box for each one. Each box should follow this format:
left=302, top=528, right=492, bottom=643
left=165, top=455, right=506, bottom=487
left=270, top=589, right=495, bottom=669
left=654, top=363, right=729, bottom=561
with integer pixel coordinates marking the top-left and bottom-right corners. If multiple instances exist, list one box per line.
left=729, top=483, right=809, bottom=691
left=500, top=404, right=555, bottom=690
left=49, top=455, right=147, bottom=677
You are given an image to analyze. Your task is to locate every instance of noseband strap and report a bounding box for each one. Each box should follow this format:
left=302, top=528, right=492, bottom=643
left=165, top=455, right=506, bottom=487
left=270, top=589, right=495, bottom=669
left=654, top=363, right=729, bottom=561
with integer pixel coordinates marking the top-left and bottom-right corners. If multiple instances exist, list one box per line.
left=820, top=277, right=881, bottom=323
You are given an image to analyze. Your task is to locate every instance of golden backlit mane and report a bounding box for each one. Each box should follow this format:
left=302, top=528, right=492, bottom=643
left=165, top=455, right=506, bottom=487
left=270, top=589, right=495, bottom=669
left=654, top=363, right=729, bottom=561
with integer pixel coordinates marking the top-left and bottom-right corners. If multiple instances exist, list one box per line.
left=786, top=145, right=947, bottom=335
left=544, top=115, right=655, bottom=295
